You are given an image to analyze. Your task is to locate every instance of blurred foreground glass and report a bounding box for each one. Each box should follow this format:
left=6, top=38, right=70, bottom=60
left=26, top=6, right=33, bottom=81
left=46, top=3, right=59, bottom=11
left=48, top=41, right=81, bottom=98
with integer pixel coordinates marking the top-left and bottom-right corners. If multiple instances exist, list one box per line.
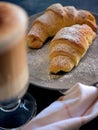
left=0, top=2, right=36, bottom=129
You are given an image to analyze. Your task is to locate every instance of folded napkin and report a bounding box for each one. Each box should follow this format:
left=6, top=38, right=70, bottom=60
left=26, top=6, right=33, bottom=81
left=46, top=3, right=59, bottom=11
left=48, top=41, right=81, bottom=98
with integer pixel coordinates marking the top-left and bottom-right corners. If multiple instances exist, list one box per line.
left=22, top=83, right=98, bottom=130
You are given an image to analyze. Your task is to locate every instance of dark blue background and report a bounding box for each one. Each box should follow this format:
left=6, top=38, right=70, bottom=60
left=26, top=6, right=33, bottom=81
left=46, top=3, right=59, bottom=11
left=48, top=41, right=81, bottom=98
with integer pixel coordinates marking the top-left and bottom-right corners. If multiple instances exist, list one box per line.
left=2, top=0, right=98, bottom=16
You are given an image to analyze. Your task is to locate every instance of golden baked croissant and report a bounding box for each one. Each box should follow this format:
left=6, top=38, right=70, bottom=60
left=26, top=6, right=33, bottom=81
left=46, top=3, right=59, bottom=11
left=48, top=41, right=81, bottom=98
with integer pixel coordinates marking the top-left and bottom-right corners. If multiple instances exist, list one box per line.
left=49, top=24, right=96, bottom=73
left=27, top=3, right=97, bottom=48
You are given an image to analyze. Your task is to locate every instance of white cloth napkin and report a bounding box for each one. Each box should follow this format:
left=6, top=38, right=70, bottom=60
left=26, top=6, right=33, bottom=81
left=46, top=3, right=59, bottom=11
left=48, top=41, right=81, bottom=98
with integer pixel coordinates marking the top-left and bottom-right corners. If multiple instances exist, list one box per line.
left=22, top=83, right=98, bottom=130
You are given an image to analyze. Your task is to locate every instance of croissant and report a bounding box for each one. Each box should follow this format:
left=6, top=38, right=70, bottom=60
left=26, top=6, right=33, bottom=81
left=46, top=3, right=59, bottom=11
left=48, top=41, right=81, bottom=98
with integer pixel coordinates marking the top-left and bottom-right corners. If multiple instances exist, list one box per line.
left=27, top=3, right=97, bottom=48
left=49, top=24, right=96, bottom=73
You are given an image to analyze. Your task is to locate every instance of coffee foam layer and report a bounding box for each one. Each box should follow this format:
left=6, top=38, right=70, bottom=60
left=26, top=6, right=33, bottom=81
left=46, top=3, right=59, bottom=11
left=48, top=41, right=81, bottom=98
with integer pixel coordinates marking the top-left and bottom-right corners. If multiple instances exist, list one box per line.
left=0, top=2, right=28, bottom=47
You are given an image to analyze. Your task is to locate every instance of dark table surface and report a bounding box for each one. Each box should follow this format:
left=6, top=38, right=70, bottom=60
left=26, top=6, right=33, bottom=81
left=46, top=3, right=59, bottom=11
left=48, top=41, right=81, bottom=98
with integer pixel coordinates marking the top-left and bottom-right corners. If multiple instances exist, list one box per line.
left=3, top=0, right=98, bottom=16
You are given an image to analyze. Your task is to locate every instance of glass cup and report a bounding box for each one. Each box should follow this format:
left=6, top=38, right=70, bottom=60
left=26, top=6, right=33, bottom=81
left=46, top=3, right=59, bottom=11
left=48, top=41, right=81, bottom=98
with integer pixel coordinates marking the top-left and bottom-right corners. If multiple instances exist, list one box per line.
left=0, top=2, right=36, bottom=129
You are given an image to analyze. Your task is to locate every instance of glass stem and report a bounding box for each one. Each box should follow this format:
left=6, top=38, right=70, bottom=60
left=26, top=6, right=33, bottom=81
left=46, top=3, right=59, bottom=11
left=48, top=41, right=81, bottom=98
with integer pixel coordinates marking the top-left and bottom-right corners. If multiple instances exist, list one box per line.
left=0, top=99, right=21, bottom=112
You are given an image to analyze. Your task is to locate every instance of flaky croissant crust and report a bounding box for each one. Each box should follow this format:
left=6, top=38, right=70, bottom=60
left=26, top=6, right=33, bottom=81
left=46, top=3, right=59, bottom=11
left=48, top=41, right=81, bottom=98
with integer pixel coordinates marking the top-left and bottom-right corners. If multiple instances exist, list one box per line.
left=27, top=3, right=97, bottom=48
left=49, top=24, right=96, bottom=73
